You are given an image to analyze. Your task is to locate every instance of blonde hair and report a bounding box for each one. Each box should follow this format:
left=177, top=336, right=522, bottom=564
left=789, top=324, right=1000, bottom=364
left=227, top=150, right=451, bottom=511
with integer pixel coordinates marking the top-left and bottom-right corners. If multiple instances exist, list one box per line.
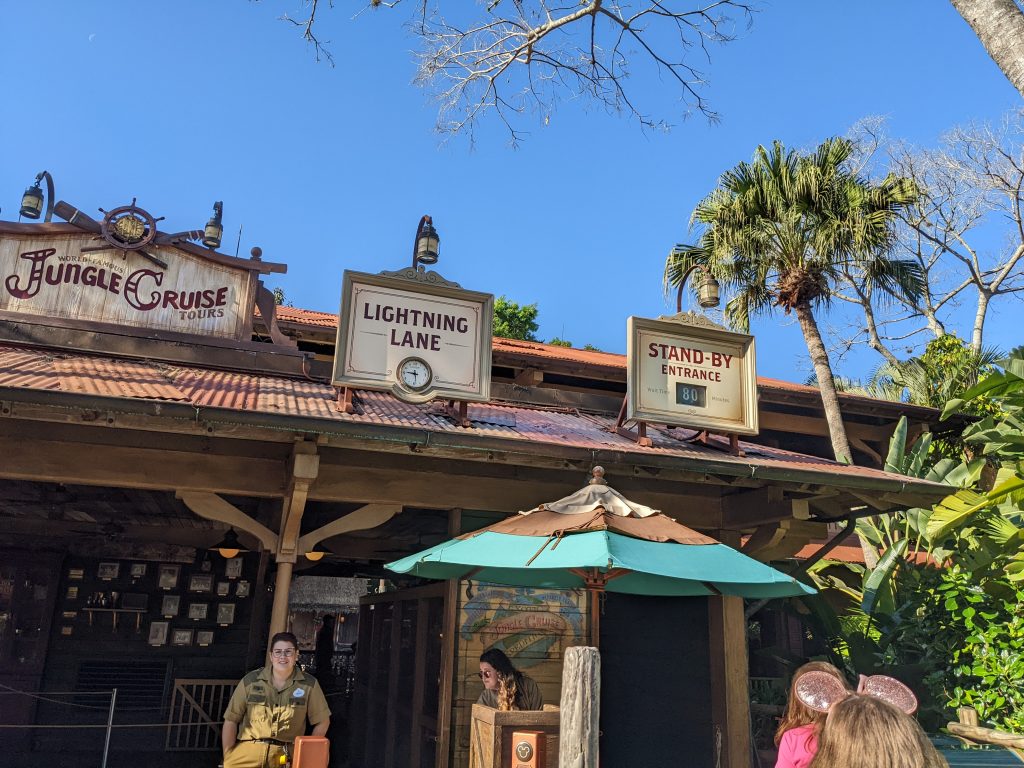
left=480, top=648, right=525, bottom=711
left=808, top=695, right=948, bottom=768
left=774, top=661, right=849, bottom=746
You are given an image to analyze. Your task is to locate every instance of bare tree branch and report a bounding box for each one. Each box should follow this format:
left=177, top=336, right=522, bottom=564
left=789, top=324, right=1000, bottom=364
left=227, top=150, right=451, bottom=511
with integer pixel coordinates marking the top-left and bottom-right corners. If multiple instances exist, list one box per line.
left=265, top=0, right=753, bottom=141
left=838, top=109, right=1024, bottom=360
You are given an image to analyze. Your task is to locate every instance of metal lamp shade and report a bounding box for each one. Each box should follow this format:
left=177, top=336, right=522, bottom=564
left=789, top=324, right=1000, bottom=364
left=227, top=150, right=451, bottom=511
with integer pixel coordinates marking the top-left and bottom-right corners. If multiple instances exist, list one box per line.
left=415, top=222, right=440, bottom=264
left=202, top=218, right=223, bottom=249
left=210, top=528, right=248, bottom=558
left=20, top=184, right=43, bottom=219
left=697, top=273, right=721, bottom=309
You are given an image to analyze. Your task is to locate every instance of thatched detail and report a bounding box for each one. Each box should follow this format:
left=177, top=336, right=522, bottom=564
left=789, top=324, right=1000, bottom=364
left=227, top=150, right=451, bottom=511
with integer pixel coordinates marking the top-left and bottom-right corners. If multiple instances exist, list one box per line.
left=288, top=576, right=366, bottom=611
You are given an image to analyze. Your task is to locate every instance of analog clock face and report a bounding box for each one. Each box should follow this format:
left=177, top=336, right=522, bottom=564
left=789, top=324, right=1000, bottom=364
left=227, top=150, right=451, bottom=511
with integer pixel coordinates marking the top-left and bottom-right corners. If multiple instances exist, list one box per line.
left=398, top=357, right=432, bottom=391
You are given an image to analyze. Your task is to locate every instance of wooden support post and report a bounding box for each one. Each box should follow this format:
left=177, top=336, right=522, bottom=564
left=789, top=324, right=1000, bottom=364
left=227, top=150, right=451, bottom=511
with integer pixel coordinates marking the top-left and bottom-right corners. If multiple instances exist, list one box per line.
left=383, top=600, right=405, bottom=768
left=268, top=559, right=294, bottom=640
left=336, top=387, right=355, bottom=414
left=409, top=598, right=431, bottom=768
left=435, top=508, right=462, bottom=768
left=707, top=595, right=750, bottom=768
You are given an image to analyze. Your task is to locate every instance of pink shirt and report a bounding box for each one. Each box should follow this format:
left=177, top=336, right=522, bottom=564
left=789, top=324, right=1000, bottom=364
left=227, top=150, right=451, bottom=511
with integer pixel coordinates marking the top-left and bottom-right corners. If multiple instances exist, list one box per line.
left=775, top=724, right=818, bottom=768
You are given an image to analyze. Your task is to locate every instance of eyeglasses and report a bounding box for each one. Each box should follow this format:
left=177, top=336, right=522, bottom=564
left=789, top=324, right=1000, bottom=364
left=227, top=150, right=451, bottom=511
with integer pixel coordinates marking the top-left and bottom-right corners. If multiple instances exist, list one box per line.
left=271, top=649, right=296, bottom=658
left=478, top=670, right=493, bottom=679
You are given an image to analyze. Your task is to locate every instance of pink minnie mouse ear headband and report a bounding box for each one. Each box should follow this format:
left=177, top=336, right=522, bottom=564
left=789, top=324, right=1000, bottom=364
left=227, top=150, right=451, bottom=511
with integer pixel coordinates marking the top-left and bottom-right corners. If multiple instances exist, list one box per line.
left=795, top=671, right=918, bottom=715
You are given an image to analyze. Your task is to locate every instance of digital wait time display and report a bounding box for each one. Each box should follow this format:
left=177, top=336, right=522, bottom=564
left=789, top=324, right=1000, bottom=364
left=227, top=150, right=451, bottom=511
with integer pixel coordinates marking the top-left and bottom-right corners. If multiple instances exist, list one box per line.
left=675, top=382, right=707, bottom=408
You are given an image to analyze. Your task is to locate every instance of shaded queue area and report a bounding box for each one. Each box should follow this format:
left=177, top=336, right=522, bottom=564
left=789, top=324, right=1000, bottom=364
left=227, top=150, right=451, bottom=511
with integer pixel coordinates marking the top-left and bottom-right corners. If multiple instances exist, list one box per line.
left=0, top=369, right=948, bottom=768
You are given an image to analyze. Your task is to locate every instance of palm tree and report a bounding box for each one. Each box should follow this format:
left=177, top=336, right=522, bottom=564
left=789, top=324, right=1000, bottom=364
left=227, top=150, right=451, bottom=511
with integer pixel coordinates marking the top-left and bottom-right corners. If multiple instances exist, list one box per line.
left=667, top=138, right=923, bottom=464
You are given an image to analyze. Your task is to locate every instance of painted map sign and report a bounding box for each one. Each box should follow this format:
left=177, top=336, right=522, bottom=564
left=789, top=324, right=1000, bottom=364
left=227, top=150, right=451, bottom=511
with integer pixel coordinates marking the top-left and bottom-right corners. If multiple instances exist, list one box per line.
left=0, top=232, right=255, bottom=340
left=627, top=315, right=758, bottom=435
left=333, top=268, right=493, bottom=403
left=459, top=584, right=585, bottom=670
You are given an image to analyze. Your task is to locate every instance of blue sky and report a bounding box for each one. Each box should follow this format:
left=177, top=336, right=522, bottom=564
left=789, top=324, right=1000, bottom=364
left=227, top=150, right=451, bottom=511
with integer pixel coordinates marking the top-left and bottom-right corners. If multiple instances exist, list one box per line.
left=0, top=1, right=1019, bottom=381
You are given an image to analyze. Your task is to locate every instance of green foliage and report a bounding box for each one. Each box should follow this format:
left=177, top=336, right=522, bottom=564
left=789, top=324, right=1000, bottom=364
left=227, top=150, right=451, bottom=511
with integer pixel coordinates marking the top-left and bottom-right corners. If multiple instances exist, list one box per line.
left=582, top=344, right=601, bottom=352
left=807, top=350, right=1024, bottom=731
left=547, top=337, right=572, bottom=347
left=492, top=296, right=539, bottom=341
left=272, top=286, right=291, bottom=306
left=666, top=137, right=922, bottom=330
left=870, top=335, right=1001, bottom=414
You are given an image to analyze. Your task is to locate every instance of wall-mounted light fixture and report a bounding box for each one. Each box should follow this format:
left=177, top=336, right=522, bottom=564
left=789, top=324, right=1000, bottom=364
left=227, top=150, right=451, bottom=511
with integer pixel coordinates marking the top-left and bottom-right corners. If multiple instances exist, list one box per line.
left=412, top=215, right=440, bottom=269
left=202, top=201, right=223, bottom=249
left=20, top=171, right=55, bottom=222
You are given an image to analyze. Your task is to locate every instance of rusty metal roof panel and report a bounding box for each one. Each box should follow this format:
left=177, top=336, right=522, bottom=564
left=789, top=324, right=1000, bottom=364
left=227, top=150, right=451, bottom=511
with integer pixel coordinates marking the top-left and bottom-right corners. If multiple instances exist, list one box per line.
left=169, top=368, right=260, bottom=410
left=254, top=376, right=338, bottom=420
left=0, top=346, right=62, bottom=390
left=53, top=357, right=190, bottom=401
left=0, top=344, right=946, bottom=491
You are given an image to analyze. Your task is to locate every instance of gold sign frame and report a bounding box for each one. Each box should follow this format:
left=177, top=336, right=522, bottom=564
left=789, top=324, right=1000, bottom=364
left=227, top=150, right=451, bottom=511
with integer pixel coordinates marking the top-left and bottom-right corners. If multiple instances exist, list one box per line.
left=626, top=315, right=758, bottom=435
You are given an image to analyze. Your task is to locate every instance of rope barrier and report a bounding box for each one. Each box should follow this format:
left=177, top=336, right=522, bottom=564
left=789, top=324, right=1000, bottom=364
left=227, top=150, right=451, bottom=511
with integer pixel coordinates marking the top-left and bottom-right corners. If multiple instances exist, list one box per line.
left=0, top=681, right=114, bottom=710
left=0, top=721, right=224, bottom=729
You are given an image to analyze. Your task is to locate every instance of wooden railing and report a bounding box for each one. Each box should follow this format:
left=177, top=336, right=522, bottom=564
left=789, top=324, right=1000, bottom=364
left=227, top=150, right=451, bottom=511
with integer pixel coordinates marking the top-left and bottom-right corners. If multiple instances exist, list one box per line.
left=166, top=678, right=236, bottom=751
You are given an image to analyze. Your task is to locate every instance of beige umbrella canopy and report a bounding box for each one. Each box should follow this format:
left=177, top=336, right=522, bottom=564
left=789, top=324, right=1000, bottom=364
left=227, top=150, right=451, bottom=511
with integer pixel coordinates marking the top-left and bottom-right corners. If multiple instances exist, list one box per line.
left=476, top=467, right=716, bottom=547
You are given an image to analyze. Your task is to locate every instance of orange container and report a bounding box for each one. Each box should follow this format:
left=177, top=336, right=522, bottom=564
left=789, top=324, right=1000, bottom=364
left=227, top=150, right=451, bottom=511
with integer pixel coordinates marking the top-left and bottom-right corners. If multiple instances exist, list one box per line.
left=511, top=730, right=545, bottom=768
left=292, top=736, right=330, bottom=768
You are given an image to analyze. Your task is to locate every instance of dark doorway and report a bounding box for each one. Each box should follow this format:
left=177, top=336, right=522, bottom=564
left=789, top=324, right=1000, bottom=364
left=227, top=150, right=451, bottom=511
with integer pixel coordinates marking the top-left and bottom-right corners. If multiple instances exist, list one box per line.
left=600, top=593, right=713, bottom=768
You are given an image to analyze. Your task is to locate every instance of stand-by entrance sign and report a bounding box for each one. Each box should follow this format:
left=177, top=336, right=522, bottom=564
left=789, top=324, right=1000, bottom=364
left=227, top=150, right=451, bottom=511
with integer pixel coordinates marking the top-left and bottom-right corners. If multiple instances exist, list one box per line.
left=626, top=315, right=758, bottom=434
left=333, top=268, right=493, bottom=404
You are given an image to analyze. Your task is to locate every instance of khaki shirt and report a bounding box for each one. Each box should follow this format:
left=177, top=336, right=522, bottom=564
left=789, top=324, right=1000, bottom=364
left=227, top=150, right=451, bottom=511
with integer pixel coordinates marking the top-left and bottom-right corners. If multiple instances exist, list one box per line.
left=224, top=666, right=330, bottom=743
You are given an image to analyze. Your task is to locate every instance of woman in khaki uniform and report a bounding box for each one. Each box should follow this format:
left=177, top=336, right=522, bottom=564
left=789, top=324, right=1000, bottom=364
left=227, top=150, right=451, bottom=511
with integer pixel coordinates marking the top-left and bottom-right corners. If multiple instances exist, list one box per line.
left=222, top=632, right=331, bottom=768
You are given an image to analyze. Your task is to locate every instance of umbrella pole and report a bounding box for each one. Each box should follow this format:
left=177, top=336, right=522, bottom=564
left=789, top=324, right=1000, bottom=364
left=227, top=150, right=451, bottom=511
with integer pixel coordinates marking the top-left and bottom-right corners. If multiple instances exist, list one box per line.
left=588, top=586, right=601, bottom=649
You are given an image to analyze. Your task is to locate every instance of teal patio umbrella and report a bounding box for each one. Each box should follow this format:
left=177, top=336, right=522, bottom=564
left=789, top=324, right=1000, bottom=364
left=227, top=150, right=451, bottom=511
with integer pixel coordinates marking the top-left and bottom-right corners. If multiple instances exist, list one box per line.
left=387, top=467, right=813, bottom=646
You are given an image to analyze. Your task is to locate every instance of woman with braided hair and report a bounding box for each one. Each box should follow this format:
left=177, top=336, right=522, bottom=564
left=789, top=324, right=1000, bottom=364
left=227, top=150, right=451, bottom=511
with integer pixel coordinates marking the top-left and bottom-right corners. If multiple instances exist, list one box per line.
left=477, top=648, right=543, bottom=711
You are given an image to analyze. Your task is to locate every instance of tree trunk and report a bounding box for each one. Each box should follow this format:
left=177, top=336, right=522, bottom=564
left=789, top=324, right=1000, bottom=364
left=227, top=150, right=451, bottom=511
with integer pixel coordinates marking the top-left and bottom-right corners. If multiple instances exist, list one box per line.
left=972, top=289, right=990, bottom=351
left=951, top=0, right=1024, bottom=97
left=793, top=302, right=854, bottom=464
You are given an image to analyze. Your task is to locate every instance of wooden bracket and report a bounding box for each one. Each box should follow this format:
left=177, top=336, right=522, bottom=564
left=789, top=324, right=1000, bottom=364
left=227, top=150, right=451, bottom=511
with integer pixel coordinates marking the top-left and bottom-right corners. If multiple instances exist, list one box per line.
left=613, top=397, right=653, bottom=448
left=442, top=400, right=471, bottom=428
left=336, top=386, right=354, bottom=414
left=661, top=425, right=745, bottom=456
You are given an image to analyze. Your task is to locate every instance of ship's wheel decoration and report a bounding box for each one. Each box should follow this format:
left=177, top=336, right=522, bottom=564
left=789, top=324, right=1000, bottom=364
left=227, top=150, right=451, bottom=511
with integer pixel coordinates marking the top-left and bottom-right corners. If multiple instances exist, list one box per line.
left=99, top=199, right=163, bottom=251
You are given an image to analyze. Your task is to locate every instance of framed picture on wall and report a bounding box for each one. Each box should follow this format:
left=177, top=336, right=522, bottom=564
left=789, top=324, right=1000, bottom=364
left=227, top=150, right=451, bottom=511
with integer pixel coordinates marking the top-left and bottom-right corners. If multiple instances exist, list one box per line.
left=97, top=562, right=120, bottom=581
left=158, top=565, right=180, bottom=590
left=216, top=603, right=235, bottom=626
left=188, top=603, right=208, bottom=621
left=66, top=585, right=79, bottom=600
left=67, top=568, right=84, bottom=581
left=172, top=628, right=194, bottom=646
left=148, top=621, right=169, bottom=646
left=235, top=580, right=250, bottom=598
left=188, top=574, right=213, bottom=593
left=161, top=595, right=180, bottom=617
left=196, top=630, right=214, bottom=646
left=129, top=563, right=147, bottom=579
left=225, top=557, right=243, bottom=579
left=216, top=581, right=231, bottom=597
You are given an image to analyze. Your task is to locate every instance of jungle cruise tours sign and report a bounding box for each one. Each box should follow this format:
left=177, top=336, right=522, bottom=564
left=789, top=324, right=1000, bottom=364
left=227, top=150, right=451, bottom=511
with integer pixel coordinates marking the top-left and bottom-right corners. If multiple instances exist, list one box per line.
left=0, top=232, right=255, bottom=340
left=626, top=314, right=758, bottom=435
left=333, top=268, right=493, bottom=404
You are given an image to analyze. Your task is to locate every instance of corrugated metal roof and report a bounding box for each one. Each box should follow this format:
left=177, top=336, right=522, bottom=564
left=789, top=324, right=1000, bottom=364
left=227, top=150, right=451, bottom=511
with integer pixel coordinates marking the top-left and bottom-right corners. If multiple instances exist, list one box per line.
left=54, top=357, right=190, bottom=401
left=267, top=305, right=911, bottom=401
left=0, top=343, right=945, bottom=491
